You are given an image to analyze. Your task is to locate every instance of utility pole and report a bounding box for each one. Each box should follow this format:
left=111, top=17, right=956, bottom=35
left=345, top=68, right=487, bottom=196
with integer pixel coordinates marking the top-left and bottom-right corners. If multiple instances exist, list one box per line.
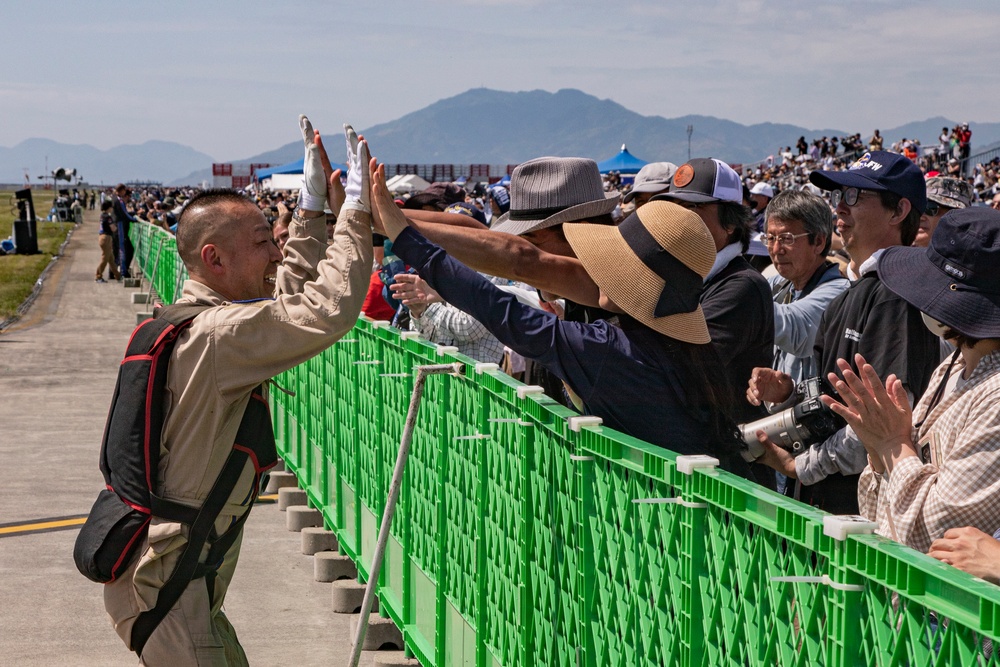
left=687, top=125, right=694, bottom=161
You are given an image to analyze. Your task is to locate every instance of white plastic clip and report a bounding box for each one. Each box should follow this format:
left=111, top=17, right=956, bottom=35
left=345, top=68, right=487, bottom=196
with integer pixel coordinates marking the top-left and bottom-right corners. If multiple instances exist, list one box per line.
left=770, top=575, right=865, bottom=592
left=516, top=385, right=545, bottom=399
left=378, top=373, right=410, bottom=378
left=675, top=455, right=720, bottom=475
left=567, top=416, right=603, bottom=432
left=399, top=331, right=421, bottom=340
left=454, top=433, right=491, bottom=441
left=474, top=362, right=500, bottom=374
left=632, top=497, right=708, bottom=509
left=822, top=515, right=878, bottom=541
left=352, top=360, right=382, bottom=366
left=436, top=345, right=459, bottom=356
left=569, top=454, right=595, bottom=462
left=338, top=338, right=358, bottom=343
left=371, top=320, right=392, bottom=329
left=488, top=418, right=533, bottom=427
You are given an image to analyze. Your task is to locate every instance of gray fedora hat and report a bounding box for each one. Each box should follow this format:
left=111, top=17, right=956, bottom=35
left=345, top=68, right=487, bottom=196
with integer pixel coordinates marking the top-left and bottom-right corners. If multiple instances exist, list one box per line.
left=490, top=157, right=620, bottom=236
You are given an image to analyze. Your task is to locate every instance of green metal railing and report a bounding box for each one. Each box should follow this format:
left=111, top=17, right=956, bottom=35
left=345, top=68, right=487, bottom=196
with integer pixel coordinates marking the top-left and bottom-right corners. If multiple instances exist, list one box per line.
left=135, top=222, right=1000, bottom=667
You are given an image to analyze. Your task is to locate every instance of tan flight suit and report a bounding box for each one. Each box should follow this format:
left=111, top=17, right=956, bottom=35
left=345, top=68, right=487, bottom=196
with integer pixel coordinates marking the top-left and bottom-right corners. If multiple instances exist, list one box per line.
left=103, top=208, right=372, bottom=665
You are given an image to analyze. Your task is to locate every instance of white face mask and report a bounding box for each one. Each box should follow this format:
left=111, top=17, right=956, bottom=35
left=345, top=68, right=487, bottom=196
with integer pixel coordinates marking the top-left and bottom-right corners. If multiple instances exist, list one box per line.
left=921, top=311, right=950, bottom=338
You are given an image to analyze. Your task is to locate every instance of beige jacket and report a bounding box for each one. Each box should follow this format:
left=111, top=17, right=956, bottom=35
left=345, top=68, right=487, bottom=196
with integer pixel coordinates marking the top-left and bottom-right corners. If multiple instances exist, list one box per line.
left=107, top=208, right=372, bottom=632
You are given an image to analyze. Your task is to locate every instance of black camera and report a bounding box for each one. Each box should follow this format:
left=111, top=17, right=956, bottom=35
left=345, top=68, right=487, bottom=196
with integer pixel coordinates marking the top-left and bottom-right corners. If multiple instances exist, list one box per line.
left=740, top=377, right=840, bottom=462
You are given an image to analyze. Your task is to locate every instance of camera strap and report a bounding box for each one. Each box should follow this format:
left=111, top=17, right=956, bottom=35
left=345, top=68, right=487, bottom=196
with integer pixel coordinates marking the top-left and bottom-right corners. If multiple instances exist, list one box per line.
left=913, top=348, right=960, bottom=431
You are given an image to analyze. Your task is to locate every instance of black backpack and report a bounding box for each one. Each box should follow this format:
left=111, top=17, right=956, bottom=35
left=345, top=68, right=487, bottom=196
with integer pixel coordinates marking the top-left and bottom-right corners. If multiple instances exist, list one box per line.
left=73, top=303, right=277, bottom=655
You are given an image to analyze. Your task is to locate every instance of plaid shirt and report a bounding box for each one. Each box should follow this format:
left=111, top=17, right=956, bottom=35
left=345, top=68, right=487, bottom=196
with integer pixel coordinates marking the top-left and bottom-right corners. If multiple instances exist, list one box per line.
left=409, top=302, right=505, bottom=364
left=859, top=350, right=1000, bottom=553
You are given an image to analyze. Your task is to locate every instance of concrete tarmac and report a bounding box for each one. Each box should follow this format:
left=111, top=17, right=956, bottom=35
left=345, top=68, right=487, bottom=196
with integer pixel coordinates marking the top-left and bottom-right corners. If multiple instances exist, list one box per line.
left=0, top=209, right=380, bottom=666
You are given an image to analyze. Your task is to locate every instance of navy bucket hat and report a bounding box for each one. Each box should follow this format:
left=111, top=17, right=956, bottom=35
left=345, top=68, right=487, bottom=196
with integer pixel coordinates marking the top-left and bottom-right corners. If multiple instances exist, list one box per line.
left=878, top=207, right=1000, bottom=339
left=810, top=150, right=927, bottom=215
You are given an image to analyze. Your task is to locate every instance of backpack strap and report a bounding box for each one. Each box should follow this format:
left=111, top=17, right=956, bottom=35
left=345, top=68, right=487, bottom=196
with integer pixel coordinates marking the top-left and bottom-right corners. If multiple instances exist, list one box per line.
left=130, top=384, right=275, bottom=657
left=154, top=302, right=213, bottom=325
left=130, top=446, right=250, bottom=656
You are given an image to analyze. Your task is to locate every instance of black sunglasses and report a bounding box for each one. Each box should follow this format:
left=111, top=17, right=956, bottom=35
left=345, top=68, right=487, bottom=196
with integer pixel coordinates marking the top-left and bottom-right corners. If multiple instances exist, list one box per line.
left=924, top=202, right=953, bottom=216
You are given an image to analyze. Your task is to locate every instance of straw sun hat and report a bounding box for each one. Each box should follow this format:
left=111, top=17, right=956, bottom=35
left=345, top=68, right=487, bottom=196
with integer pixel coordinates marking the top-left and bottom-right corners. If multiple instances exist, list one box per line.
left=564, top=201, right=716, bottom=344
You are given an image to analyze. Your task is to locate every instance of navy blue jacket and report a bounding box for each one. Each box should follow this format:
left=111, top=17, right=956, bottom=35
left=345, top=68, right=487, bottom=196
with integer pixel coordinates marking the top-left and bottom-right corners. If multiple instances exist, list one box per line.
left=393, top=227, right=750, bottom=475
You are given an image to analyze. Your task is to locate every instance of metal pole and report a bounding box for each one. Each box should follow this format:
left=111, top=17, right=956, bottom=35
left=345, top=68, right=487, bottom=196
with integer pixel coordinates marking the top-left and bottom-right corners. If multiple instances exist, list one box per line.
left=348, top=362, right=464, bottom=667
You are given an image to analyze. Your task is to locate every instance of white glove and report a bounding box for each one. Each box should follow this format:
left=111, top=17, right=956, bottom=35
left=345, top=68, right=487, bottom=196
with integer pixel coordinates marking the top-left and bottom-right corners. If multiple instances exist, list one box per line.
left=341, top=124, right=370, bottom=214
left=297, top=114, right=327, bottom=212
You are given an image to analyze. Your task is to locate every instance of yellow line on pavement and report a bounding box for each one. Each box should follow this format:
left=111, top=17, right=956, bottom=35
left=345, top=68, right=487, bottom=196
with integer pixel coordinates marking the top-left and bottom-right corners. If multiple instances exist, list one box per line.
left=0, top=517, right=86, bottom=536
left=0, top=494, right=279, bottom=538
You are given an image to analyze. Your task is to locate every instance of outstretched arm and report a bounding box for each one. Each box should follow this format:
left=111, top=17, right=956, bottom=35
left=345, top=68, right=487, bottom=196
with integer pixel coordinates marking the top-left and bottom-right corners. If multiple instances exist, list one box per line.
left=404, top=214, right=600, bottom=308
left=368, top=159, right=598, bottom=306
left=404, top=208, right=487, bottom=231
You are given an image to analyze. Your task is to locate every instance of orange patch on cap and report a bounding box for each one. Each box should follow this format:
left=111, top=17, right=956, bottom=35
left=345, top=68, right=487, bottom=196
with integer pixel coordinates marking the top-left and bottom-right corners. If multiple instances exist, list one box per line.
left=674, top=164, right=695, bottom=188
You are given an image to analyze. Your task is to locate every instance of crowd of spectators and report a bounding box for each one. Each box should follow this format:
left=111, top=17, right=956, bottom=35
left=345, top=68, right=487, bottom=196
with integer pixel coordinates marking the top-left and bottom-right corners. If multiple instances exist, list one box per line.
left=354, top=143, right=1000, bottom=592
left=710, top=124, right=1000, bottom=210
left=108, top=125, right=1000, bottom=594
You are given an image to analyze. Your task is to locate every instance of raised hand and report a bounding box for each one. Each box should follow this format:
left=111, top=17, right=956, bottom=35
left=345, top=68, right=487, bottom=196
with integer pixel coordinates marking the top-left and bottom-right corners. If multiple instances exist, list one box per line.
left=314, top=132, right=344, bottom=217
left=298, top=115, right=327, bottom=213
left=390, top=273, right=443, bottom=317
left=369, top=159, right=408, bottom=240
left=341, top=124, right=370, bottom=214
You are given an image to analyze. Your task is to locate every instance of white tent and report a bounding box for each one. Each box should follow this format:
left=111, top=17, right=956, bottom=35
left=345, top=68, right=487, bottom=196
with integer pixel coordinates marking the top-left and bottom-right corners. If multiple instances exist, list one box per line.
left=385, top=173, right=431, bottom=194
left=262, top=173, right=304, bottom=191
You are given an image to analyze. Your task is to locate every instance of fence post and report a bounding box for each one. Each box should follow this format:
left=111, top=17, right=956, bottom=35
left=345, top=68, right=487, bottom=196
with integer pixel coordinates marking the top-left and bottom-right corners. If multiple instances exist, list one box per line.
left=576, top=444, right=596, bottom=667
left=822, top=517, right=875, bottom=666
left=673, top=456, right=718, bottom=667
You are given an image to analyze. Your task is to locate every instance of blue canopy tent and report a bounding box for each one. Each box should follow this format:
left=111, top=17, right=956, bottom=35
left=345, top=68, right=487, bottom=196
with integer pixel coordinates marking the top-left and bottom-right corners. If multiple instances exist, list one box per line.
left=255, top=159, right=305, bottom=181
left=596, top=144, right=648, bottom=184
left=255, top=157, right=349, bottom=185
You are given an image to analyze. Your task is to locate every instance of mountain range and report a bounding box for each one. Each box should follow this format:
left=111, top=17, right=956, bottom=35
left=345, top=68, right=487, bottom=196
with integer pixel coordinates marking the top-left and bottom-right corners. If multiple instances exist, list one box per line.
left=4, top=88, right=999, bottom=186
left=0, top=138, right=212, bottom=188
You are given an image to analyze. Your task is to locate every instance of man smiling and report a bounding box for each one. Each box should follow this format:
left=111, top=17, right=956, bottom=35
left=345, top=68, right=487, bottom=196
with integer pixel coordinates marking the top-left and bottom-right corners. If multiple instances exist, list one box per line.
left=748, top=151, right=941, bottom=512
left=101, top=119, right=373, bottom=664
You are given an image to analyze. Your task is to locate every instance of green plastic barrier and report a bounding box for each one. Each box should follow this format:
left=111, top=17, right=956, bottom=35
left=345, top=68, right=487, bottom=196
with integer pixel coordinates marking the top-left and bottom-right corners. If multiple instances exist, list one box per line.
left=141, top=239, right=1000, bottom=667
left=131, top=222, right=187, bottom=304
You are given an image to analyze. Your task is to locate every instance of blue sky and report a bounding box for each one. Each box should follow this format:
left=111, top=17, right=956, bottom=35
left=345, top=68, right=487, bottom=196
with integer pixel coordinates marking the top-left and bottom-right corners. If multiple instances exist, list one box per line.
left=3, top=1, right=998, bottom=161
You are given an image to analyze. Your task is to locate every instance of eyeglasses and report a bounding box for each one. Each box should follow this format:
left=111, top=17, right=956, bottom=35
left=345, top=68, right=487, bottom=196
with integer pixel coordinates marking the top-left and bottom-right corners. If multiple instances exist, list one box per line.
left=924, top=202, right=953, bottom=217
left=763, top=232, right=810, bottom=248
left=830, top=187, right=878, bottom=208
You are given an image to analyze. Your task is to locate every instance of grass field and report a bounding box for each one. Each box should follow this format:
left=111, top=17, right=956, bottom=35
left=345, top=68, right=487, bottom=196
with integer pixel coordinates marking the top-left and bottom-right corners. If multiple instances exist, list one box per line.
left=0, top=188, right=72, bottom=320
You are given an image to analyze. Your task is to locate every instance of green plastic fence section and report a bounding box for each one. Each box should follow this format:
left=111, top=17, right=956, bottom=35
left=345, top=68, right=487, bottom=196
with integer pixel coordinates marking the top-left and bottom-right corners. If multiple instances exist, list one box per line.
left=131, top=222, right=187, bottom=304
left=138, top=240, right=1000, bottom=667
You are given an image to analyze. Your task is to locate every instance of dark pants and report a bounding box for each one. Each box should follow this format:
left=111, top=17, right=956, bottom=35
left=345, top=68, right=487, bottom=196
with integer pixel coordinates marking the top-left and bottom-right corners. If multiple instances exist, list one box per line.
left=118, top=222, right=133, bottom=278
